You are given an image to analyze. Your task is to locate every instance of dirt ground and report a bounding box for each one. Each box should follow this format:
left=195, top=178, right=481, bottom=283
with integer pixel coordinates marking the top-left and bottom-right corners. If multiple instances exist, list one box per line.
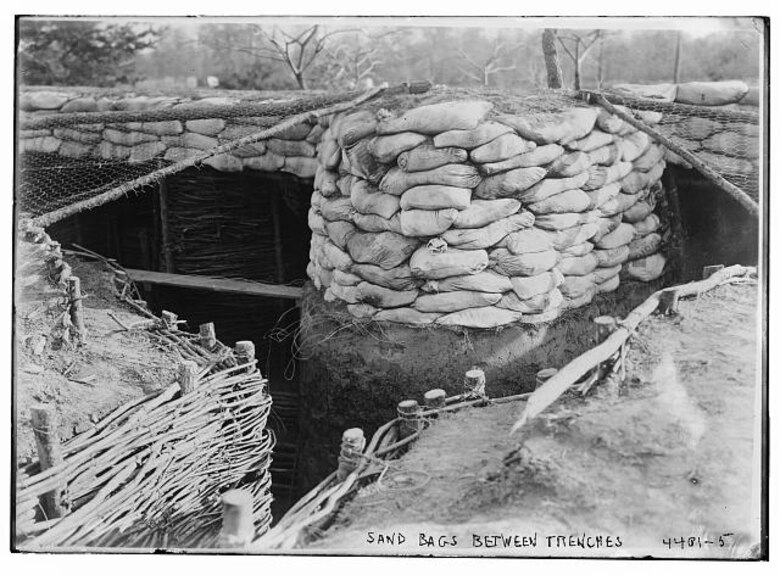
left=312, top=282, right=762, bottom=558
left=15, top=254, right=180, bottom=466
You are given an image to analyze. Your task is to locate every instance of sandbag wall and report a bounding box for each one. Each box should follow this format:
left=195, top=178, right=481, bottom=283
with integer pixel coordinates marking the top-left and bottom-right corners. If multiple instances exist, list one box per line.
left=306, top=97, right=670, bottom=329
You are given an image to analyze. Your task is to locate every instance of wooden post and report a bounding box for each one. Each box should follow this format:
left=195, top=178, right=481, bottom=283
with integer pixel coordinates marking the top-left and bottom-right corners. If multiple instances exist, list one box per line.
left=66, top=276, right=86, bottom=341
left=464, top=368, right=487, bottom=397
left=161, top=310, right=178, bottom=330
left=658, top=290, right=680, bottom=315
left=424, top=389, right=446, bottom=410
left=235, top=341, right=256, bottom=372
left=397, top=400, right=421, bottom=440
left=113, top=269, right=129, bottom=296
left=594, top=316, right=617, bottom=343
left=336, top=428, right=365, bottom=482
left=219, top=489, right=254, bottom=549
left=30, top=407, right=66, bottom=519
left=703, top=264, right=725, bottom=280
left=199, top=322, right=217, bottom=350
left=158, top=176, right=176, bottom=274
left=535, top=368, right=559, bottom=390
left=179, top=360, right=199, bottom=395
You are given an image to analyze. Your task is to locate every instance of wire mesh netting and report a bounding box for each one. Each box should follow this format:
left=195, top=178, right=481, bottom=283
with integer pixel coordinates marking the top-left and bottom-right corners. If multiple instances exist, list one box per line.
left=602, top=90, right=761, bottom=201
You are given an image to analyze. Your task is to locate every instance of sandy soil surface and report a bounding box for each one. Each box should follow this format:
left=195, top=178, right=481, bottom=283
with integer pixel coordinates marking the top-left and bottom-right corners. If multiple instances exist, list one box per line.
left=15, top=253, right=180, bottom=465
left=312, top=283, right=762, bottom=558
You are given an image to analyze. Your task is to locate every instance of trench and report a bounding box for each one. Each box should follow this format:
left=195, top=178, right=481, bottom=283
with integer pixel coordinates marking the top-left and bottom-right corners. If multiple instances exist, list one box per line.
left=42, top=161, right=759, bottom=520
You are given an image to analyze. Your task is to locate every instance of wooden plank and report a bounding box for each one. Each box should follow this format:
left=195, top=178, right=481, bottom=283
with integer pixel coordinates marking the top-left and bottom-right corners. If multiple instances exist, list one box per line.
left=123, top=268, right=302, bottom=300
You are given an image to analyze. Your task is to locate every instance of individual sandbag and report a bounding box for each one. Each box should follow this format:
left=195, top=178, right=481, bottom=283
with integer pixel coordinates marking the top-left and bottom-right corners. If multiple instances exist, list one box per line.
left=414, top=290, right=501, bottom=313
left=377, top=100, right=493, bottom=135
left=517, top=306, right=563, bottom=324
left=436, top=306, right=522, bottom=329
left=369, top=132, right=428, bottom=163
left=400, top=208, right=459, bottom=236
left=346, top=231, right=419, bottom=270
left=409, top=243, right=489, bottom=279
left=561, top=241, right=594, bottom=257
left=398, top=144, right=468, bottom=172
left=352, top=263, right=418, bottom=291
left=318, top=167, right=340, bottom=197
left=546, top=151, right=592, bottom=178
left=624, top=253, right=666, bottom=282
left=344, top=139, right=390, bottom=184
left=696, top=151, right=754, bottom=176
left=633, top=213, right=661, bottom=236
left=267, top=139, right=316, bottom=157
left=318, top=138, right=341, bottom=170
left=596, top=193, right=641, bottom=218
left=400, top=185, right=472, bottom=211
left=527, top=189, right=591, bottom=214
left=622, top=200, right=655, bottom=223
left=560, top=274, right=597, bottom=299
left=310, top=189, right=323, bottom=209
left=334, top=110, right=378, bottom=147
left=470, top=133, right=536, bottom=164
left=453, top=198, right=522, bottom=229
left=563, top=287, right=596, bottom=310
left=347, top=303, right=379, bottom=319
left=587, top=143, right=621, bottom=166
left=585, top=182, right=621, bottom=209
left=595, top=222, right=636, bottom=249
left=333, top=269, right=362, bottom=286
left=320, top=268, right=334, bottom=289
left=481, top=144, right=565, bottom=175
left=355, top=281, right=418, bottom=308
left=496, top=107, right=599, bottom=145
left=615, top=131, right=651, bottom=162
left=380, top=164, right=482, bottom=196
left=421, top=271, right=513, bottom=294
left=351, top=179, right=401, bottom=219
left=320, top=197, right=354, bottom=222
left=326, top=220, right=357, bottom=250
left=515, top=171, right=589, bottom=203
left=283, top=156, right=318, bottom=179
left=596, top=274, right=620, bottom=294
left=567, top=130, right=615, bottom=152
left=623, top=162, right=665, bottom=195
left=501, top=227, right=555, bottom=255
left=596, top=109, right=624, bottom=134
left=498, top=288, right=563, bottom=314
left=336, top=174, right=355, bottom=196
left=322, top=241, right=353, bottom=271
left=675, top=80, right=749, bottom=106
left=352, top=213, right=403, bottom=234
left=441, top=212, right=534, bottom=250
left=374, top=307, right=442, bottom=326
left=633, top=144, right=665, bottom=172
left=533, top=212, right=592, bottom=231
left=613, top=83, right=677, bottom=101
left=308, top=207, right=327, bottom=235
left=633, top=110, right=663, bottom=125
left=490, top=248, right=559, bottom=276
left=474, top=167, right=547, bottom=199
left=594, top=245, right=630, bottom=267
left=700, top=132, right=759, bottom=159
left=582, top=161, right=633, bottom=191
left=329, top=281, right=359, bottom=303
left=433, top=121, right=513, bottom=149
left=592, top=264, right=622, bottom=283
left=557, top=252, right=599, bottom=276
left=510, top=268, right=564, bottom=299
left=627, top=232, right=662, bottom=262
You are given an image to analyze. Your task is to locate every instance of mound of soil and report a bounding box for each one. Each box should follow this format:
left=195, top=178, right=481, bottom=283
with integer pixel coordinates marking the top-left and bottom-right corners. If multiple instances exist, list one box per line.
left=15, top=255, right=180, bottom=466
left=312, top=283, right=761, bottom=558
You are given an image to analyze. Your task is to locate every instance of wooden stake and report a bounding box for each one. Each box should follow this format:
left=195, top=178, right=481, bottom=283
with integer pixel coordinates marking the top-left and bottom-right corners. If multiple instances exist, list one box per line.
left=703, top=264, right=725, bottom=280
left=464, top=368, right=487, bottom=397
left=199, top=322, right=217, bottom=350
left=593, top=316, right=617, bottom=343
left=397, top=400, right=421, bottom=440
left=336, top=428, right=365, bottom=482
left=66, top=276, right=86, bottom=341
left=219, top=489, right=254, bottom=549
left=423, top=389, right=446, bottom=409
left=658, top=289, right=680, bottom=315
left=235, top=341, right=256, bottom=369
left=179, top=360, right=199, bottom=395
left=30, top=407, right=66, bottom=519
left=161, top=310, right=179, bottom=330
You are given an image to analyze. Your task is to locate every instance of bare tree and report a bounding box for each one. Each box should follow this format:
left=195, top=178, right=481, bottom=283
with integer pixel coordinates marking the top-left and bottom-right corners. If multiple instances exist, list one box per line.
left=542, top=28, right=564, bottom=89
left=555, top=29, right=605, bottom=90
left=323, top=29, right=402, bottom=89
left=457, top=42, right=516, bottom=87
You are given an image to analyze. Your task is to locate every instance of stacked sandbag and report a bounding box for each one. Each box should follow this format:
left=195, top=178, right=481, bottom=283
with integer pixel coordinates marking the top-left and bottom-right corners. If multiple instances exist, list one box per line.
left=306, top=96, right=671, bottom=329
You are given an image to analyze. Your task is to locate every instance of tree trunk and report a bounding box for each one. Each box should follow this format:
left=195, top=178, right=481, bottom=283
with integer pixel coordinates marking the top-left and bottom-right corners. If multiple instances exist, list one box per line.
left=673, top=31, right=683, bottom=83
left=294, top=71, right=307, bottom=90
left=542, top=29, right=563, bottom=89
left=574, top=40, right=581, bottom=90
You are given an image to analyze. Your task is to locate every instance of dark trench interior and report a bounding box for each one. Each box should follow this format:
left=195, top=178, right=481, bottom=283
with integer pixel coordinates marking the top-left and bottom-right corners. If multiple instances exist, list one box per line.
left=41, top=163, right=760, bottom=522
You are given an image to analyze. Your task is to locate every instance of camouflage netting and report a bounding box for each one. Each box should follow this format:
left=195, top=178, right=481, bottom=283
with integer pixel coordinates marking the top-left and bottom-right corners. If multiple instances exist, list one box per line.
left=306, top=90, right=673, bottom=329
